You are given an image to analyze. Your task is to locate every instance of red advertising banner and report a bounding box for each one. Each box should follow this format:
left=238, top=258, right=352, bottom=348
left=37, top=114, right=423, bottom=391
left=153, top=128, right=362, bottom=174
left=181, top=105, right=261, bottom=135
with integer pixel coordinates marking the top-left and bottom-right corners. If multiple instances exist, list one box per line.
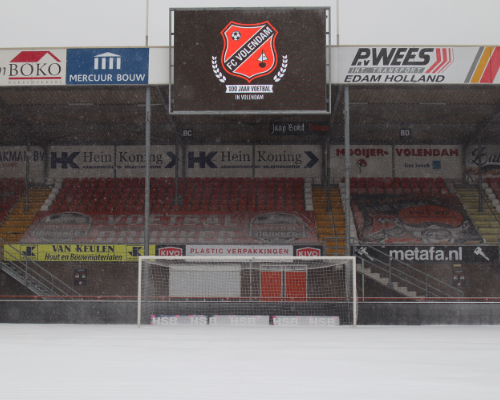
left=20, top=211, right=318, bottom=245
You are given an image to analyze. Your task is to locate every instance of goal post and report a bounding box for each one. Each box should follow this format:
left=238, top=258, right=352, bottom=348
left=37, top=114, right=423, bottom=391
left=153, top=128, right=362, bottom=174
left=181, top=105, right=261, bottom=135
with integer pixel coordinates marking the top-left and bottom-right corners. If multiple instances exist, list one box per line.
left=138, top=256, right=357, bottom=327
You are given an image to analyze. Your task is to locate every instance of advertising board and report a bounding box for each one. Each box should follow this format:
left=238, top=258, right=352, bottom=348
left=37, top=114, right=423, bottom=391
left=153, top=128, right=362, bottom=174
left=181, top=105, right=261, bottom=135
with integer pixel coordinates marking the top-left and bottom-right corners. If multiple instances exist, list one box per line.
left=0, top=146, right=46, bottom=183
left=66, top=48, right=149, bottom=85
left=48, top=146, right=115, bottom=178
left=354, top=244, right=498, bottom=263
left=170, top=8, right=329, bottom=113
left=465, top=145, right=500, bottom=176
left=186, top=145, right=253, bottom=178
left=0, top=49, right=66, bottom=86
left=5, top=244, right=155, bottom=262
left=186, top=145, right=321, bottom=178
left=186, top=244, right=293, bottom=256
left=334, top=46, right=500, bottom=84
left=115, top=145, right=178, bottom=178
left=330, top=145, right=392, bottom=178
left=394, top=145, right=462, bottom=178
left=254, top=145, right=321, bottom=178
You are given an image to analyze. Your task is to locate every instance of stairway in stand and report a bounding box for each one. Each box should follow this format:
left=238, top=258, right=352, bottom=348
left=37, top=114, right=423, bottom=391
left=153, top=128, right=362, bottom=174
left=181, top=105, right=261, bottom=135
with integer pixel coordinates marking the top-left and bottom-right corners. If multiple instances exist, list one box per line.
left=0, top=188, right=51, bottom=243
left=456, top=188, right=500, bottom=244
left=329, top=188, right=346, bottom=255
left=312, top=187, right=346, bottom=256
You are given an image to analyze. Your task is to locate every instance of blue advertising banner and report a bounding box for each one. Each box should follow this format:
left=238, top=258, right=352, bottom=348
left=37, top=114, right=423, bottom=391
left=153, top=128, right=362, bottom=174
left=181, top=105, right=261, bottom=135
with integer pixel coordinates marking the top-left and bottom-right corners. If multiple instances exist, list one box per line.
left=66, top=48, right=149, bottom=85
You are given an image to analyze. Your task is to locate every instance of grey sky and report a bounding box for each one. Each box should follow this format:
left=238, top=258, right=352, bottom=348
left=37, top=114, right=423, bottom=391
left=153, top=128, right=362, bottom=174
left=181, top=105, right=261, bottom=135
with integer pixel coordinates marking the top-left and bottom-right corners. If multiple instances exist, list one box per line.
left=0, top=0, right=498, bottom=48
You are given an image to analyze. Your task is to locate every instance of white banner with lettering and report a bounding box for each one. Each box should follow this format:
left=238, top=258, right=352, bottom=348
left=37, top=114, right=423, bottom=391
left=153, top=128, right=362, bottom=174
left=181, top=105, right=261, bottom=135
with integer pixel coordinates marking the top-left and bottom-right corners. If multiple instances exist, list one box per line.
left=333, top=47, right=500, bottom=85
left=465, top=145, right=500, bottom=176
left=330, top=145, right=392, bottom=178
left=186, top=145, right=253, bottom=177
left=394, top=145, right=462, bottom=178
left=186, top=245, right=293, bottom=257
left=48, top=146, right=115, bottom=178
left=116, top=145, right=178, bottom=178
left=0, top=146, right=45, bottom=183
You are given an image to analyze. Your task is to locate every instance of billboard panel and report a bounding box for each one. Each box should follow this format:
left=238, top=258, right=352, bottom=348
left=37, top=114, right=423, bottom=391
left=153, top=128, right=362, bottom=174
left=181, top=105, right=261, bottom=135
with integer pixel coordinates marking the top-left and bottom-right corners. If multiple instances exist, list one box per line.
left=0, top=146, right=46, bottom=183
left=115, top=145, right=178, bottom=178
left=170, top=8, right=329, bottom=113
left=465, top=145, right=500, bottom=176
left=330, top=145, right=392, bottom=178
left=354, top=244, right=498, bottom=264
left=394, top=145, right=462, bottom=178
left=254, top=145, right=321, bottom=178
left=66, top=48, right=149, bottom=85
left=48, top=146, right=115, bottom=179
left=5, top=244, right=155, bottom=262
left=186, top=145, right=253, bottom=178
left=334, top=46, right=500, bottom=85
left=0, top=49, right=66, bottom=86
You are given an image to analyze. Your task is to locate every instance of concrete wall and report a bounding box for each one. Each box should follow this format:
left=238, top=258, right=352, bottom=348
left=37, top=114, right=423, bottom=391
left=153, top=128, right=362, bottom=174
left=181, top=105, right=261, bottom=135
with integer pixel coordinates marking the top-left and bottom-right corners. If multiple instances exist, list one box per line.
left=2, top=301, right=500, bottom=325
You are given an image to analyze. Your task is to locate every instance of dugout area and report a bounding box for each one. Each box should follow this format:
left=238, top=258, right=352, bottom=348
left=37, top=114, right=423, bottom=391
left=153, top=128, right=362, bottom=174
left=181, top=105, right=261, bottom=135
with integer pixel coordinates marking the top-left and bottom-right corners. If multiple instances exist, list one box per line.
left=1, top=81, right=500, bottom=306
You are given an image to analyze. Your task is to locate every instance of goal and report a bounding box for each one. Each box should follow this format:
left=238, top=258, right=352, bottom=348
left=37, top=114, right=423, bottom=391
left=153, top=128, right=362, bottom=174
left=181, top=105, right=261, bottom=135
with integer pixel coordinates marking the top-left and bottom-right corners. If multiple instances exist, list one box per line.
left=138, top=256, right=357, bottom=326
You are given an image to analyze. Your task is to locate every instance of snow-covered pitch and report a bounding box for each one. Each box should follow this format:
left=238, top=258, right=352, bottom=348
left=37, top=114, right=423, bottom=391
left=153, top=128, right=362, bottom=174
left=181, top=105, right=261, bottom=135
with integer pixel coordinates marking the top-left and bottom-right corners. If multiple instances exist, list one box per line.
left=0, top=324, right=498, bottom=399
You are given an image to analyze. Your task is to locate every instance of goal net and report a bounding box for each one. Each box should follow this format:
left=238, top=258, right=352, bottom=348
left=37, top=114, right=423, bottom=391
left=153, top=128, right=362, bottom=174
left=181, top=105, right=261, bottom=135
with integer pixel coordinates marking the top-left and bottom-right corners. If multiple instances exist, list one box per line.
left=138, top=256, right=357, bottom=326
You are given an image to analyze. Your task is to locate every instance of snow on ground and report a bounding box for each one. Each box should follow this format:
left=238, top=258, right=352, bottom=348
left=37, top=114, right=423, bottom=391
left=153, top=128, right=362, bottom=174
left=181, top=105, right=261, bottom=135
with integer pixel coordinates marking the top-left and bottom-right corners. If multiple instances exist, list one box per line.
left=0, top=324, right=499, bottom=400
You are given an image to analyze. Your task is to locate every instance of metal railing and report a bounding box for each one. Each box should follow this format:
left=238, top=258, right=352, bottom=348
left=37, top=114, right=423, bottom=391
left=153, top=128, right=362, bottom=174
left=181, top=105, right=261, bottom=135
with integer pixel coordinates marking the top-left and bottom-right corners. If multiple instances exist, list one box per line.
left=0, top=239, right=81, bottom=299
left=354, top=244, right=464, bottom=298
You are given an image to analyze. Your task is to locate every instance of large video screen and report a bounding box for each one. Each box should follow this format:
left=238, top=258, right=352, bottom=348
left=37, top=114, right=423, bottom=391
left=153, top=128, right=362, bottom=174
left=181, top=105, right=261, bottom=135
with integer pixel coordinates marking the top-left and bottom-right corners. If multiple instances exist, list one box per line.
left=170, top=8, right=330, bottom=114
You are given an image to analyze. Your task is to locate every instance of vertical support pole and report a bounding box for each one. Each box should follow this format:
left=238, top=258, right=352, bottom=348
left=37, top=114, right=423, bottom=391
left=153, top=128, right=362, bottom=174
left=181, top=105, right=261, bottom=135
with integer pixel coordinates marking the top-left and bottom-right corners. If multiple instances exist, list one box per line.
left=252, top=145, right=256, bottom=179
left=137, top=257, right=143, bottom=327
left=249, top=261, right=252, bottom=301
left=325, top=139, right=331, bottom=213
left=145, top=87, right=151, bottom=256
left=362, top=258, right=365, bottom=302
left=174, top=136, right=180, bottom=205
left=336, top=0, right=340, bottom=46
left=344, top=86, right=351, bottom=256
left=391, top=144, right=395, bottom=180
left=25, top=137, right=30, bottom=212
left=352, top=256, right=357, bottom=327
left=478, top=127, right=483, bottom=212
left=145, top=0, right=149, bottom=47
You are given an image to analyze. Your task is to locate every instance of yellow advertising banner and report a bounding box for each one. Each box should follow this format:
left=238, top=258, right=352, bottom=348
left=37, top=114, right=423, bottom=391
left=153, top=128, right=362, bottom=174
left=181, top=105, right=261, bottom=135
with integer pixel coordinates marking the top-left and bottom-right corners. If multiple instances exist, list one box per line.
left=4, top=244, right=156, bottom=262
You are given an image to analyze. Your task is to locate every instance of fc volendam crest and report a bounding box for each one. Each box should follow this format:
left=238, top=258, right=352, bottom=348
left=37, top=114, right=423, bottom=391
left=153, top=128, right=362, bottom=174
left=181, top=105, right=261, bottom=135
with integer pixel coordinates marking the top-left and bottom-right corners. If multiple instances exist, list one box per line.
left=212, top=21, right=288, bottom=84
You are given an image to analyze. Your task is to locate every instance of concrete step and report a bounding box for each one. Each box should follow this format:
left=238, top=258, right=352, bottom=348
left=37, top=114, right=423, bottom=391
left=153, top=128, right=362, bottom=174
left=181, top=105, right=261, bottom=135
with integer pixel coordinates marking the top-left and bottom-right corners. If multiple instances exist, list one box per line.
left=314, top=214, right=332, bottom=221
left=316, top=220, right=333, bottom=227
left=357, top=265, right=416, bottom=298
left=477, top=227, right=500, bottom=234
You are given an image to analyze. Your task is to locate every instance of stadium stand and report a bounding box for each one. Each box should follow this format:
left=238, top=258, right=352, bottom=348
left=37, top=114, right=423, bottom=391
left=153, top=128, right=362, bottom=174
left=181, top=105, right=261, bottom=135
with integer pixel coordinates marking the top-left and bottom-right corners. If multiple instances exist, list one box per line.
left=339, top=177, right=486, bottom=245
left=457, top=177, right=500, bottom=244
left=45, top=177, right=306, bottom=214
left=0, top=179, right=52, bottom=243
